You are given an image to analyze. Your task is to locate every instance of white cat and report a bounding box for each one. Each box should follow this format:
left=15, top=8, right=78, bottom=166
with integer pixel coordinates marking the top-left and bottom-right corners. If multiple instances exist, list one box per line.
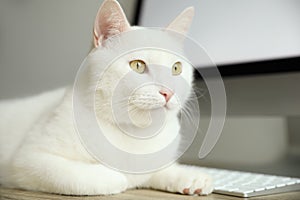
left=0, top=0, right=213, bottom=196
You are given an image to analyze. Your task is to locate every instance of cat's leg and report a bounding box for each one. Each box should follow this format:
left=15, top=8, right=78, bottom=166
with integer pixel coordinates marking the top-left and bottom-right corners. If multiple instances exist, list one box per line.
left=8, top=152, right=128, bottom=195
left=143, top=163, right=213, bottom=195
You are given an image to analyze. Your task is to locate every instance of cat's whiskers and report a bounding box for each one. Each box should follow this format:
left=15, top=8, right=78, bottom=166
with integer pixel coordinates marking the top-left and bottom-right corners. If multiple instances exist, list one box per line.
left=180, top=101, right=200, bottom=127
left=187, top=87, right=207, bottom=100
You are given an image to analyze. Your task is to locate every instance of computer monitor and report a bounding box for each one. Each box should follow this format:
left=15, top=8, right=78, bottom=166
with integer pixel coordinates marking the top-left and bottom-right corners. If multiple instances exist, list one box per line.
left=135, top=0, right=300, bottom=76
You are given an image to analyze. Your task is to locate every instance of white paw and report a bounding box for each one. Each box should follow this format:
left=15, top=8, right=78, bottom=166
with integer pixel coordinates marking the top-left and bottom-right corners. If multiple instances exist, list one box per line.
left=168, top=169, right=213, bottom=195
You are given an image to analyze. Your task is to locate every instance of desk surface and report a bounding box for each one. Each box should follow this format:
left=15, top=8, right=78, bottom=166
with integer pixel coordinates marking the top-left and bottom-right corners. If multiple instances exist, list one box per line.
left=1, top=188, right=299, bottom=200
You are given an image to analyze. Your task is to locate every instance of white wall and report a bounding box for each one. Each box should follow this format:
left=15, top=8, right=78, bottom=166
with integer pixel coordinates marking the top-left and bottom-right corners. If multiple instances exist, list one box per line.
left=0, top=0, right=137, bottom=99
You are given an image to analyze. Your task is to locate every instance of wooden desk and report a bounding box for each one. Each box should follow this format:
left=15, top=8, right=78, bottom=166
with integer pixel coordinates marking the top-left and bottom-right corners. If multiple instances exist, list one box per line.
left=1, top=188, right=299, bottom=200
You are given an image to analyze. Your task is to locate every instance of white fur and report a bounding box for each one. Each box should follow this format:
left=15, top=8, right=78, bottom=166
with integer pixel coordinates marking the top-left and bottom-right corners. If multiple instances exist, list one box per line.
left=0, top=0, right=213, bottom=196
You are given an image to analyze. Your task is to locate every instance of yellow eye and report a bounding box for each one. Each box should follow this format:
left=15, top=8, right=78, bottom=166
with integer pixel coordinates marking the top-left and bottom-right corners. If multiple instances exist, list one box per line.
left=172, top=61, right=182, bottom=75
left=129, top=60, right=146, bottom=74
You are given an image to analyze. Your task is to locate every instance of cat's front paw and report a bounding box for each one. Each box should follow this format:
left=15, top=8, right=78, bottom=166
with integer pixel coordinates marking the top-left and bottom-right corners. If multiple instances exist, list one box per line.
left=165, top=168, right=213, bottom=196
left=176, top=172, right=213, bottom=195
left=145, top=164, right=214, bottom=196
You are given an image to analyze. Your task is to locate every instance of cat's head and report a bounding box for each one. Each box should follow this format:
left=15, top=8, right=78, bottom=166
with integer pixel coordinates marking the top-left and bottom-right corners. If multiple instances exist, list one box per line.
left=90, top=0, right=195, bottom=127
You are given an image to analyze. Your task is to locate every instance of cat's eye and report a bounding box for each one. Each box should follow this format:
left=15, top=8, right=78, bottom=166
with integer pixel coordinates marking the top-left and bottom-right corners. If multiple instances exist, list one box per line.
left=129, top=60, right=146, bottom=74
left=172, top=61, right=182, bottom=75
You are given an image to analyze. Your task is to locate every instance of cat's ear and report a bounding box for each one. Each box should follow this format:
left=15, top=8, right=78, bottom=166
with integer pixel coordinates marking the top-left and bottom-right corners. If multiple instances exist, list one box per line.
left=166, top=7, right=195, bottom=35
left=93, top=0, right=130, bottom=47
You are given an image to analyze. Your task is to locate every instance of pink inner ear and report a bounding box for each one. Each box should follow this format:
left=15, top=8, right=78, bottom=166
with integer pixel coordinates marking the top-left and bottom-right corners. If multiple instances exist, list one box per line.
left=93, top=0, right=130, bottom=47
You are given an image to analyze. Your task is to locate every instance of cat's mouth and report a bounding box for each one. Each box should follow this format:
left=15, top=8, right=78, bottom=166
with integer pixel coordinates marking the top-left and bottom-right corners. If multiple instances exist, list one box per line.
left=128, top=94, right=179, bottom=111
left=127, top=96, right=177, bottom=128
left=129, top=95, right=166, bottom=110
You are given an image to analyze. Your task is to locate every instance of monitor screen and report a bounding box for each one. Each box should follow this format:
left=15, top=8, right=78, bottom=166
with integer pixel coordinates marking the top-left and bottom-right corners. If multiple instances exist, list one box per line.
left=136, top=0, right=300, bottom=75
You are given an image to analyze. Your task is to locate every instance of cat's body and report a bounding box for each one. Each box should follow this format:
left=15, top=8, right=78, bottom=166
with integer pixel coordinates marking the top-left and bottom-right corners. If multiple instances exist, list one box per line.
left=0, top=0, right=213, bottom=196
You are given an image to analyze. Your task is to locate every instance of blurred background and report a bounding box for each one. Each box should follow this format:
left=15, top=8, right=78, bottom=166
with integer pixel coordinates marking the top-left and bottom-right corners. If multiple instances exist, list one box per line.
left=0, top=0, right=299, bottom=177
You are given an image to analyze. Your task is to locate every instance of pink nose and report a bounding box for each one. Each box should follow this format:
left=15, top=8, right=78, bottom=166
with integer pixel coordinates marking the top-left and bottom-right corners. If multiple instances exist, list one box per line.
left=159, top=89, right=174, bottom=102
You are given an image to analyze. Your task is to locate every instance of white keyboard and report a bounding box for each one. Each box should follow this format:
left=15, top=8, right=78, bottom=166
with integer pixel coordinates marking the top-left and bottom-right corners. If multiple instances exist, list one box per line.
left=199, top=167, right=300, bottom=197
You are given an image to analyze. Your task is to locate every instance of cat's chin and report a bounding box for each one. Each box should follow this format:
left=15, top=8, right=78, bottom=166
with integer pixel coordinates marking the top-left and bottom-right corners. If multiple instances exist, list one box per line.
left=131, top=98, right=180, bottom=111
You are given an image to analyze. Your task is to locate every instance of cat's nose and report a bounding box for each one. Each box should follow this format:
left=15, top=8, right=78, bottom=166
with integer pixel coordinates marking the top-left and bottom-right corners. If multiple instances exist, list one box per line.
left=159, top=89, right=174, bottom=102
